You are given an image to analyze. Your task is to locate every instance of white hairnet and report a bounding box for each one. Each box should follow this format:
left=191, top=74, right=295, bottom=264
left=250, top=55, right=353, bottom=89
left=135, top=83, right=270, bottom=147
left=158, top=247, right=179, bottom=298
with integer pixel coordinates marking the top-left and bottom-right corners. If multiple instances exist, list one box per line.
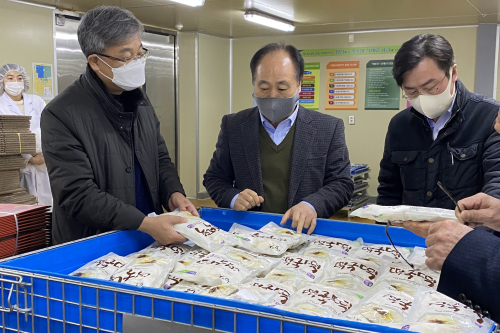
left=0, top=64, right=30, bottom=94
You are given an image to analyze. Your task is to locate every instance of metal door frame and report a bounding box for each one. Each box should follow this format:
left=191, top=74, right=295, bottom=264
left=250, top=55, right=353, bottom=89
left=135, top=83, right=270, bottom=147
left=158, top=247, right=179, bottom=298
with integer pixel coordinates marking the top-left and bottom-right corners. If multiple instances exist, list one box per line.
left=52, top=10, right=180, bottom=172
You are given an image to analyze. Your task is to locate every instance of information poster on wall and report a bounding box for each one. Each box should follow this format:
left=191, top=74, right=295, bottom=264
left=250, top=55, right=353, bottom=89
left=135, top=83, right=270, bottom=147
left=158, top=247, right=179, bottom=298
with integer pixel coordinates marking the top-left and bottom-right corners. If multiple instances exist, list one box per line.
left=365, top=60, right=400, bottom=110
left=32, top=63, right=54, bottom=100
left=325, top=61, right=359, bottom=110
left=300, top=63, right=320, bottom=110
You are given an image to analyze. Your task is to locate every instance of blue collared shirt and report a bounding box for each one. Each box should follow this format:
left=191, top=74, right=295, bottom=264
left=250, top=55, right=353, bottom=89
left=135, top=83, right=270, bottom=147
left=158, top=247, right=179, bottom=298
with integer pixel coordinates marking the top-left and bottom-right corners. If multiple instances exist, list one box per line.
left=259, top=106, right=299, bottom=145
left=230, top=105, right=316, bottom=213
left=426, top=95, right=456, bottom=140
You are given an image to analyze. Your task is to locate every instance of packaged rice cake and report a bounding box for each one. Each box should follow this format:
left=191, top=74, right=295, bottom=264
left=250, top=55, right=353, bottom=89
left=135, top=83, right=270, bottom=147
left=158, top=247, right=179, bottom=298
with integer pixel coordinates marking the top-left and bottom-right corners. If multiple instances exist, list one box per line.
left=278, top=285, right=363, bottom=318
left=139, top=241, right=193, bottom=257
left=302, top=236, right=363, bottom=259
left=173, top=247, right=274, bottom=286
left=70, top=252, right=131, bottom=280
left=259, top=222, right=305, bottom=249
left=173, top=246, right=210, bottom=272
left=407, top=287, right=494, bottom=333
left=109, top=264, right=167, bottom=288
left=170, top=280, right=210, bottom=294
left=265, top=253, right=327, bottom=286
left=225, top=223, right=291, bottom=256
left=343, top=284, right=413, bottom=324
left=353, top=244, right=412, bottom=264
left=110, top=252, right=179, bottom=288
left=318, top=255, right=380, bottom=292
left=350, top=204, right=457, bottom=223
left=173, top=218, right=228, bottom=252
left=375, top=260, right=440, bottom=296
left=243, top=278, right=296, bottom=307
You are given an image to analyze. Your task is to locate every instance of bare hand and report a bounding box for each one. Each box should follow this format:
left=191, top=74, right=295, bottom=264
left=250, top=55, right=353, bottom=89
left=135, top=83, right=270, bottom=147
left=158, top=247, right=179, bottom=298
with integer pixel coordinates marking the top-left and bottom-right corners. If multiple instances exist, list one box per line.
left=234, top=189, right=264, bottom=211
left=138, top=215, right=188, bottom=245
left=424, top=220, right=473, bottom=271
left=402, top=221, right=433, bottom=238
left=457, top=193, right=500, bottom=231
left=29, top=153, right=45, bottom=166
left=280, top=202, right=317, bottom=235
left=168, top=192, right=199, bottom=217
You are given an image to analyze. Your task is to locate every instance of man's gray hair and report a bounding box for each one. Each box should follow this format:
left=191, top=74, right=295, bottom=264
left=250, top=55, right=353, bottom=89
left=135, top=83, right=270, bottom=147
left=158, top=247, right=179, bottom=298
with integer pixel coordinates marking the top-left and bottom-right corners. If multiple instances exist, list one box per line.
left=77, top=6, right=144, bottom=58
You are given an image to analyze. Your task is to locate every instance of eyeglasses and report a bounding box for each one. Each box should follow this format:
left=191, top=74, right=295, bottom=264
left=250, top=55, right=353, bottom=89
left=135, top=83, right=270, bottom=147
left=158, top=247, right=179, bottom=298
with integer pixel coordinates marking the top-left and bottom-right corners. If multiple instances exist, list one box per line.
left=402, top=73, right=448, bottom=100
left=96, top=47, right=149, bottom=64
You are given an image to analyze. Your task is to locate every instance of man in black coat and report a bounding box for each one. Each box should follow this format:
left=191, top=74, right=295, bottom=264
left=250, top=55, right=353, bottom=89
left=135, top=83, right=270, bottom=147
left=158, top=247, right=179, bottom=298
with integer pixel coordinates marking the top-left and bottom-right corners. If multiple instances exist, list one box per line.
left=203, top=43, right=353, bottom=234
left=402, top=112, right=500, bottom=321
left=41, top=6, right=196, bottom=245
left=377, top=34, right=500, bottom=209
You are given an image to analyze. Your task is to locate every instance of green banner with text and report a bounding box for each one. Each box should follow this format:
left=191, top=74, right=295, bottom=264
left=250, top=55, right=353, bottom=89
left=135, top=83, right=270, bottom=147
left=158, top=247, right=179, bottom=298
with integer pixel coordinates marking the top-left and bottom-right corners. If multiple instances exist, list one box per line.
left=300, top=46, right=400, bottom=57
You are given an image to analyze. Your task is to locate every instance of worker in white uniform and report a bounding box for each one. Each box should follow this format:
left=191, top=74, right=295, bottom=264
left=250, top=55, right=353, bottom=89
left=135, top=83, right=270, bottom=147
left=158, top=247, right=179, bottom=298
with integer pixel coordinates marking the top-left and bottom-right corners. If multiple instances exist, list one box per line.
left=0, top=63, right=52, bottom=206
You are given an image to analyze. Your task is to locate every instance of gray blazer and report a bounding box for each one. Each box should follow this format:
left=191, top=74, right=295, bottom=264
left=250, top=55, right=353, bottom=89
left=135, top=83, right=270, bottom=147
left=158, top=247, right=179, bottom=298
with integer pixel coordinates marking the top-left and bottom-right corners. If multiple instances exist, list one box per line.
left=203, top=106, right=353, bottom=218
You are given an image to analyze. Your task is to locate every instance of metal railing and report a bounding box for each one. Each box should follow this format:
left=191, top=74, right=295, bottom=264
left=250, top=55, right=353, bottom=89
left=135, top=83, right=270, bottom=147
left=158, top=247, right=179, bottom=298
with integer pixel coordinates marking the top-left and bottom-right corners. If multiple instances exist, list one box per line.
left=0, top=267, right=380, bottom=333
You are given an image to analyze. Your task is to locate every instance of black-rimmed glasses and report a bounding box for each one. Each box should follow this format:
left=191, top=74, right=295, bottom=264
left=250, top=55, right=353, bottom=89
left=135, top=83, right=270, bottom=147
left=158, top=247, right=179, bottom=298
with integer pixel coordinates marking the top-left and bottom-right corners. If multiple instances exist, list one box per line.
left=402, top=73, right=448, bottom=100
left=96, top=47, right=149, bottom=64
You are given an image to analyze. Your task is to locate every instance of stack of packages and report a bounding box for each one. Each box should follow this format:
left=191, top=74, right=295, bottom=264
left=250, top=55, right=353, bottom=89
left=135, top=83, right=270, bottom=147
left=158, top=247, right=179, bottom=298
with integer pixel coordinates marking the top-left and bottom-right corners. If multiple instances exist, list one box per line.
left=342, top=164, right=371, bottom=212
left=69, top=210, right=494, bottom=333
left=0, top=203, right=51, bottom=259
left=0, top=115, right=37, bottom=205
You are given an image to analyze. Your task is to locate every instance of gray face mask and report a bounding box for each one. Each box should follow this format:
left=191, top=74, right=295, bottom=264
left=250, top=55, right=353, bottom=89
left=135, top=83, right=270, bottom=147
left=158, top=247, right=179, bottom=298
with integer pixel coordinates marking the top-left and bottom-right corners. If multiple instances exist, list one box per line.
left=253, top=90, right=300, bottom=124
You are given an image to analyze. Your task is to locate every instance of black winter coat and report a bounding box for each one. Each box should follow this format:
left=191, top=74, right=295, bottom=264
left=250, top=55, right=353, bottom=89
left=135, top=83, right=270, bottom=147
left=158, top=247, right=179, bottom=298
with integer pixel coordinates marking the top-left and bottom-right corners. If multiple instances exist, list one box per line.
left=41, top=66, right=184, bottom=245
left=377, top=80, right=500, bottom=209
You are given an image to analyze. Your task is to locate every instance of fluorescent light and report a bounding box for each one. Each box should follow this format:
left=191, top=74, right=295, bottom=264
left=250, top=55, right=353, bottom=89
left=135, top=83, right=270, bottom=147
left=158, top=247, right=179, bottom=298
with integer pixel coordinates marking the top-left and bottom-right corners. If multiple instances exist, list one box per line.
left=169, top=0, right=205, bottom=7
left=8, top=0, right=55, bottom=9
left=244, top=10, right=295, bottom=32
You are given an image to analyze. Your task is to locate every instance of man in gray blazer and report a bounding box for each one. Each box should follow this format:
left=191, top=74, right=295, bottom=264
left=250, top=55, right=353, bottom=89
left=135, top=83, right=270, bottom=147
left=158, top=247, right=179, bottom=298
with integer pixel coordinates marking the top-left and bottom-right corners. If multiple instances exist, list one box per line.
left=204, top=43, right=353, bottom=234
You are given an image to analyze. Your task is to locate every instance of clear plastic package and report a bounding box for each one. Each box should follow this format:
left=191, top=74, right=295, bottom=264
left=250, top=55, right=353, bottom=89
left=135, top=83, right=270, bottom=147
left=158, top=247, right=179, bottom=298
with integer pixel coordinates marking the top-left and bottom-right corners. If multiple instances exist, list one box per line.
left=173, top=218, right=228, bottom=252
left=407, top=287, right=494, bottom=333
left=170, top=280, right=210, bottom=294
left=350, top=205, right=457, bottom=223
left=265, top=253, right=327, bottom=285
left=173, top=246, right=210, bottom=272
left=162, top=274, right=184, bottom=290
left=375, top=260, right=440, bottom=296
left=353, top=244, right=413, bottom=264
left=128, top=252, right=179, bottom=269
left=343, top=283, right=413, bottom=324
left=200, top=284, right=240, bottom=297
left=408, top=246, right=432, bottom=271
left=110, top=252, right=179, bottom=288
left=278, top=284, right=363, bottom=317
left=259, top=222, right=305, bottom=249
left=109, top=264, right=167, bottom=288
left=246, top=278, right=297, bottom=306
left=302, top=236, right=363, bottom=258
left=318, top=255, right=380, bottom=292
left=139, top=241, right=193, bottom=257
left=225, top=223, right=290, bottom=256
left=172, top=246, right=268, bottom=286
left=70, top=253, right=132, bottom=280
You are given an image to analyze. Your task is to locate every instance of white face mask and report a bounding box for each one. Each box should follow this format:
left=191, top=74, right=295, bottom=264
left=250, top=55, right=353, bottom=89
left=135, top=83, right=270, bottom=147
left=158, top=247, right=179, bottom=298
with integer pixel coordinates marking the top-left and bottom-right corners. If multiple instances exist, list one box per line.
left=408, top=69, right=456, bottom=119
left=4, top=82, right=24, bottom=97
left=97, top=56, right=146, bottom=91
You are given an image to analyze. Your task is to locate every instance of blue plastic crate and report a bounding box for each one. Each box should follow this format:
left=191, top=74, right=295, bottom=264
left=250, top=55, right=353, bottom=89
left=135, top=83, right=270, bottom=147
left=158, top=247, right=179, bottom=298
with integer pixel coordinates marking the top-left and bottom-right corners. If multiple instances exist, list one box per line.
left=0, top=207, right=489, bottom=333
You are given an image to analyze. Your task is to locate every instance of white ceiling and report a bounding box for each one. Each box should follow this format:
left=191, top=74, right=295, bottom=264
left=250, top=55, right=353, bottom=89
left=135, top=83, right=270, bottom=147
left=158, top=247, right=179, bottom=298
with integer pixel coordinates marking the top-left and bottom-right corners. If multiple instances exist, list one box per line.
left=22, top=0, right=500, bottom=37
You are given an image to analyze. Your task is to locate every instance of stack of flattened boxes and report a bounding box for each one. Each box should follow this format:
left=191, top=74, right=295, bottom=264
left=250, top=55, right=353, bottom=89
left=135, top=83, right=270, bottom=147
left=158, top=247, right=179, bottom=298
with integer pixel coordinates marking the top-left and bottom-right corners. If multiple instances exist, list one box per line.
left=0, top=115, right=37, bottom=204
